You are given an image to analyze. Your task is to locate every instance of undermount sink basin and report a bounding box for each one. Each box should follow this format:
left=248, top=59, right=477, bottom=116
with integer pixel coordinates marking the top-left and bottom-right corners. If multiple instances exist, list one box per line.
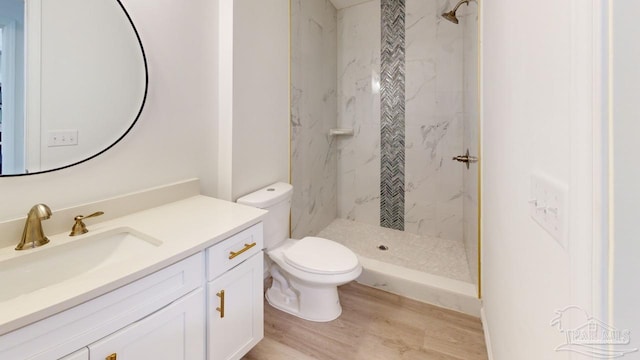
left=0, top=227, right=162, bottom=302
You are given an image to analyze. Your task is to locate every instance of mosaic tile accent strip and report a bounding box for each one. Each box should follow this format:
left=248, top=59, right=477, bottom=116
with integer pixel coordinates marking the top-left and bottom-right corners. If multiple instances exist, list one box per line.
left=380, top=0, right=405, bottom=231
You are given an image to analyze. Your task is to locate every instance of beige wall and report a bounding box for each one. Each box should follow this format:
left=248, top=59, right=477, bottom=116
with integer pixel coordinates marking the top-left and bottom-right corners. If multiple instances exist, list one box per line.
left=218, top=0, right=290, bottom=202
left=481, top=0, right=601, bottom=358
left=31, top=0, right=146, bottom=173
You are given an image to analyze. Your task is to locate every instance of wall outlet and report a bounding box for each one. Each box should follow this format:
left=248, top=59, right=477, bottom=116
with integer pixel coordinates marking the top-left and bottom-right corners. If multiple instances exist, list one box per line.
left=48, top=130, right=79, bottom=147
left=530, top=174, right=568, bottom=248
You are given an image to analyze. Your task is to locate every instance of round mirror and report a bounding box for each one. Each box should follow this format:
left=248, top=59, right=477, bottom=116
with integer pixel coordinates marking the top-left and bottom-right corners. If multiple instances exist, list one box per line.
left=0, top=0, right=148, bottom=176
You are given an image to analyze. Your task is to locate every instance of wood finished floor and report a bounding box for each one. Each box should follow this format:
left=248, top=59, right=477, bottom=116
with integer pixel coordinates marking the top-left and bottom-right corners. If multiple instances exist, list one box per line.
left=243, top=282, right=488, bottom=360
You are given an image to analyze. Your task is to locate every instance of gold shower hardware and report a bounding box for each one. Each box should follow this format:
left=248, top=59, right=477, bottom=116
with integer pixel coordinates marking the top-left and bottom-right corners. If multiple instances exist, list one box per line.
left=69, top=211, right=105, bottom=236
left=106, top=354, right=117, bottom=360
left=216, top=290, right=225, bottom=318
left=228, top=242, right=257, bottom=259
left=442, top=0, right=472, bottom=24
left=453, top=149, right=478, bottom=169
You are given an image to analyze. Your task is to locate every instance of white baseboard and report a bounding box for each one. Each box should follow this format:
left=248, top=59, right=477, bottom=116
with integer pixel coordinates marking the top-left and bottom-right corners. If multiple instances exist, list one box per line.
left=481, top=306, right=494, bottom=360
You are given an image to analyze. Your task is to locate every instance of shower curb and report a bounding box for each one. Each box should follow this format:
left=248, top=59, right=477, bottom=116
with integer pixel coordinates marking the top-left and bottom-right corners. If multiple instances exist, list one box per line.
left=355, top=256, right=481, bottom=317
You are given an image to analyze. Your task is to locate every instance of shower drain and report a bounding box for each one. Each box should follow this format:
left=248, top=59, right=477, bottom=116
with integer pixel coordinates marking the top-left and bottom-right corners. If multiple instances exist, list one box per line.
left=377, top=245, right=389, bottom=251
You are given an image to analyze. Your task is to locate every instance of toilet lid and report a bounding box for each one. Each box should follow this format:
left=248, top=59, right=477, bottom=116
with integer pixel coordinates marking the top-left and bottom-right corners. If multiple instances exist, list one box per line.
left=283, top=237, right=359, bottom=275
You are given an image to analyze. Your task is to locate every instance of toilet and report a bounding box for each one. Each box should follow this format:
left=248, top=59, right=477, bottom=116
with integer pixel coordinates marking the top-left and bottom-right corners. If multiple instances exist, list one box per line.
left=237, top=182, right=362, bottom=322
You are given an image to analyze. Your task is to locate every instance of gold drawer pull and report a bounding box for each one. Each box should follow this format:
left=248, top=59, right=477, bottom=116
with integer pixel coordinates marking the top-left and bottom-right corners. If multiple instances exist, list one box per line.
left=216, top=290, right=225, bottom=318
left=106, top=354, right=117, bottom=360
left=228, top=242, right=257, bottom=259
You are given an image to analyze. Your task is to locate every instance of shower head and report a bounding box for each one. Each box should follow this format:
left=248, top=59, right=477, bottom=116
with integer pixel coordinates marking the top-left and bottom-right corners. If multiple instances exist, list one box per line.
left=442, top=0, right=471, bottom=24
left=442, top=10, right=459, bottom=24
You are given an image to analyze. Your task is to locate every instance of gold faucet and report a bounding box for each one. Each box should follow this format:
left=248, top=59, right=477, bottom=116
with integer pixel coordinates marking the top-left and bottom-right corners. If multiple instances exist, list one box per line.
left=16, top=204, right=52, bottom=250
left=69, top=211, right=104, bottom=236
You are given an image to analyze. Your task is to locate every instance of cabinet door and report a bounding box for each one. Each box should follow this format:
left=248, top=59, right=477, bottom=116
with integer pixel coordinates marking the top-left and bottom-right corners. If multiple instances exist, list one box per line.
left=208, top=253, right=264, bottom=360
left=60, top=348, right=89, bottom=360
left=89, top=288, right=205, bottom=360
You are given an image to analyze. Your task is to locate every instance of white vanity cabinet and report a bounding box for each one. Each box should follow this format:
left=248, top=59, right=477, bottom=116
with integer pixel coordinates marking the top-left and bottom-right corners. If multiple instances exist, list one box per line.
left=0, top=221, right=265, bottom=360
left=88, top=288, right=204, bottom=360
left=60, top=349, right=89, bottom=360
left=0, top=193, right=266, bottom=360
left=0, top=253, right=204, bottom=360
left=59, top=286, right=204, bottom=360
left=206, top=224, right=264, bottom=360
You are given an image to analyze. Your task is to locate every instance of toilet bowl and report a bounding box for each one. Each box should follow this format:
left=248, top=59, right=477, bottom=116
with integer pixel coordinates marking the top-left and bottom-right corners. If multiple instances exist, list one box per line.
left=237, top=182, right=362, bottom=322
left=266, top=237, right=362, bottom=321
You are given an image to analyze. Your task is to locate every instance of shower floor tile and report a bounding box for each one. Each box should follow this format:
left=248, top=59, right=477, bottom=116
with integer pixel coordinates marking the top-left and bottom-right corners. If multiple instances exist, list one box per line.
left=317, top=218, right=472, bottom=283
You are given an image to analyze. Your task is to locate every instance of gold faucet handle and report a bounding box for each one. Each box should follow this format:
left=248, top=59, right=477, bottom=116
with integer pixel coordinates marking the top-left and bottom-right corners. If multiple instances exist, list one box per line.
left=69, top=211, right=105, bottom=236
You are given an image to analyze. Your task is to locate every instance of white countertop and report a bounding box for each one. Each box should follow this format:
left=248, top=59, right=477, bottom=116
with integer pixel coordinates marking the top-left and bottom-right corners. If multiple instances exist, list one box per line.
left=0, top=195, right=266, bottom=336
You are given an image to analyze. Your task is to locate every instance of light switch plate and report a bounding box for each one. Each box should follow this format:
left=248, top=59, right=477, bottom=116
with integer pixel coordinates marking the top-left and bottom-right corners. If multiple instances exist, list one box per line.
left=530, top=174, right=568, bottom=248
left=48, top=130, right=78, bottom=147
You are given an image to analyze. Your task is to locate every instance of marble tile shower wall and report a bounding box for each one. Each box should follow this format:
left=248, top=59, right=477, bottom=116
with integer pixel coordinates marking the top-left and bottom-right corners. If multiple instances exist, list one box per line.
left=461, top=2, right=479, bottom=286
left=336, top=1, right=382, bottom=226
left=337, top=0, right=464, bottom=241
left=290, top=0, right=338, bottom=238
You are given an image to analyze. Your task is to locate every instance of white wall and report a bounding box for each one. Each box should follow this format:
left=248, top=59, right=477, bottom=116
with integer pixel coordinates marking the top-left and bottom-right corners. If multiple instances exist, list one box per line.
left=481, top=0, right=600, bottom=358
left=612, top=0, right=640, bottom=351
left=0, top=0, right=219, bottom=221
left=34, top=0, right=146, bottom=172
left=218, top=0, right=290, bottom=201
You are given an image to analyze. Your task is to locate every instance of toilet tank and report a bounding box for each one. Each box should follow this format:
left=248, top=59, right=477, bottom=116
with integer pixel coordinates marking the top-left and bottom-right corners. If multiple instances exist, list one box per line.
left=236, top=182, right=293, bottom=250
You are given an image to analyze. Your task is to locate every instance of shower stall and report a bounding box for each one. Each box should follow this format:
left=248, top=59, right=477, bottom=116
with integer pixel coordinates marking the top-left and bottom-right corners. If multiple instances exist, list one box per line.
left=290, top=0, right=480, bottom=315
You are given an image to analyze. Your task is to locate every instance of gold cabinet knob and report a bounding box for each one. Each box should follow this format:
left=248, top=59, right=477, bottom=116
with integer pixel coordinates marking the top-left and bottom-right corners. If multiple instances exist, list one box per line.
left=106, top=354, right=117, bottom=360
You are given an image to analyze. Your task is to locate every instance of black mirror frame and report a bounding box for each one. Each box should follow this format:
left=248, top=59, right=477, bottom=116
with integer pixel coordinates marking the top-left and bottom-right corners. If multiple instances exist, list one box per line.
left=1, top=0, right=149, bottom=177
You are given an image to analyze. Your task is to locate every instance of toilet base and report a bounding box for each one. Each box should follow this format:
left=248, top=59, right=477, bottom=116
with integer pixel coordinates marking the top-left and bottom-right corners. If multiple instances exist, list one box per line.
left=266, top=266, right=343, bottom=322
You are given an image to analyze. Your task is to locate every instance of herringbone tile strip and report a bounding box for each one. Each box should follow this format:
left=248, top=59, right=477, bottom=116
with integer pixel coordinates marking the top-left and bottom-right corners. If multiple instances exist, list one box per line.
left=380, top=0, right=405, bottom=231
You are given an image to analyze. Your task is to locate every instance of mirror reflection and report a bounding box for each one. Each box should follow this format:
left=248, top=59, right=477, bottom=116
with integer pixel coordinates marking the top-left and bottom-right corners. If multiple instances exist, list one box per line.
left=0, top=0, right=147, bottom=176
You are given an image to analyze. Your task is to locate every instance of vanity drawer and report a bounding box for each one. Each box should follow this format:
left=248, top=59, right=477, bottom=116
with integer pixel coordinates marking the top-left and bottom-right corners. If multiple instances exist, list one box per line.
left=206, top=222, right=263, bottom=280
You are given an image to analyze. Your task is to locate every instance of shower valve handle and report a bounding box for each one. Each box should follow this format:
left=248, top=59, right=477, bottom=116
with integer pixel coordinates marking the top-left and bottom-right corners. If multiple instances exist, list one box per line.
left=453, top=149, right=478, bottom=169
